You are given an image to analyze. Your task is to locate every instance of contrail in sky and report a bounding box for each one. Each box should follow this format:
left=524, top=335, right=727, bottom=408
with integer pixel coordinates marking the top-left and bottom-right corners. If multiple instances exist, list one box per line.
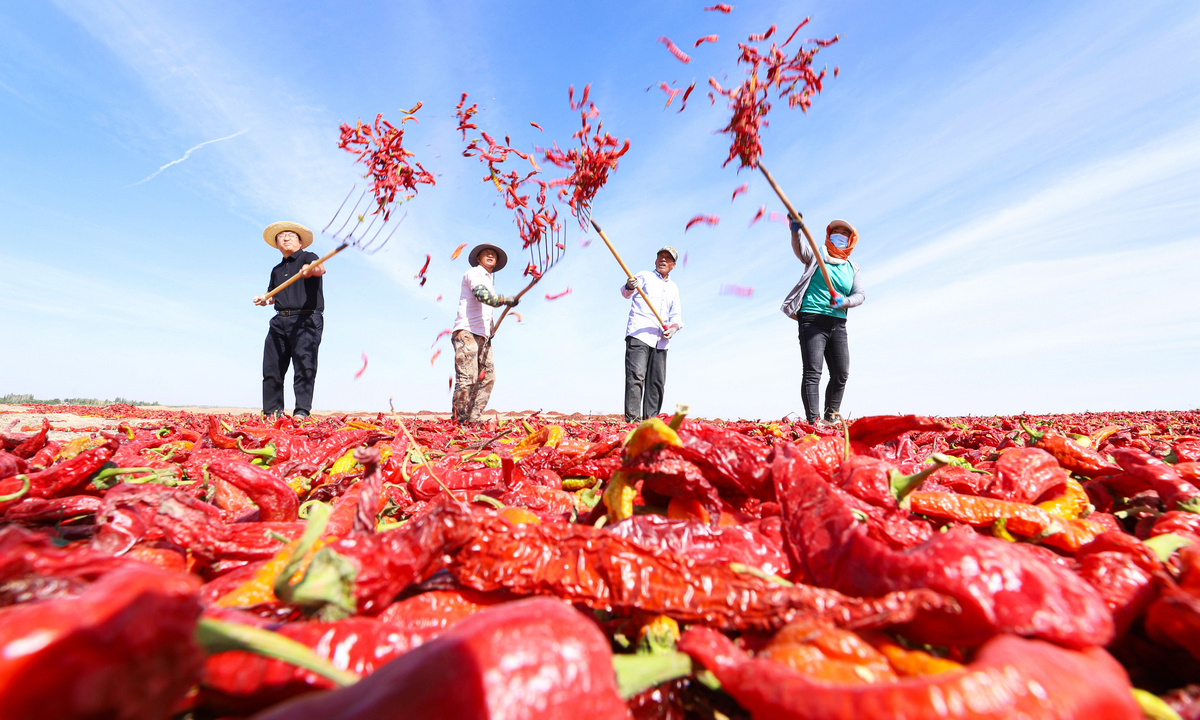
left=129, top=129, right=248, bottom=186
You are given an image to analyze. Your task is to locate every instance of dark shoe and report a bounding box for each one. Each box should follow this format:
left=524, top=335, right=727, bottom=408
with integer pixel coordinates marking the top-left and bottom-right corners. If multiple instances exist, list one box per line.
left=292, top=411, right=310, bottom=419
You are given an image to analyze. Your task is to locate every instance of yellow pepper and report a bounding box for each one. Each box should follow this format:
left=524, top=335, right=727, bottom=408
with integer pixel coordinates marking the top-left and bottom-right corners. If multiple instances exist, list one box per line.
left=603, top=471, right=637, bottom=522
left=623, top=418, right=682, bottom=459
left=215, top=536, right=332, bottom=608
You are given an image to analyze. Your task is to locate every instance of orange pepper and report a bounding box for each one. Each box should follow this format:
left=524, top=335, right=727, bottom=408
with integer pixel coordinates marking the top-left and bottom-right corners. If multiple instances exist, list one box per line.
left=1037, top=477, right=1091, bottom=520
left=862, top=632, right=963, bottom=677
left=760, top=618, right=897, bottom=684
left=215, top=536, right=331, bottom=608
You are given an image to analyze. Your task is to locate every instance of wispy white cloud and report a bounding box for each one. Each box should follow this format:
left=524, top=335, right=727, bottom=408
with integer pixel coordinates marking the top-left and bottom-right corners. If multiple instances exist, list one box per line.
left=127, top=128, right=247, bottom=186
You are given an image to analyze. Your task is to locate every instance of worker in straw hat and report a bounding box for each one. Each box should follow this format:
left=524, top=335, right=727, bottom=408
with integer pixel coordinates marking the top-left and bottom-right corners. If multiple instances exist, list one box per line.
left=621, top=246, right=684, bottom=423
left=780, top=217, right=865, bottom=426
left=253, top=221, right=326, bottom=419
left=451, top=243, right=520, bottom=424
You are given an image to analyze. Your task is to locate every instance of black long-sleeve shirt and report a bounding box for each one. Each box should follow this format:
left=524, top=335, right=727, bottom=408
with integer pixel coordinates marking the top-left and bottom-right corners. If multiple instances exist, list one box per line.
left=268, top=251, right=324, bottom=312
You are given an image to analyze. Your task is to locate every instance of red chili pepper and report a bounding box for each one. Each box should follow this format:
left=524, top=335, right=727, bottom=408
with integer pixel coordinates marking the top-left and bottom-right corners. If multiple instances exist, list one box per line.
left=704, top=3, right=734, bottom=13
left=0, top=562, right=204, bottom=720
left=1076, top=530, right=1165, bottom=638
left=92, top=483, right=304, bottom=564
left=2, top=494, right=103, bottom=524
left=773, top=441, right=1115, bottom=648
left=204, top=458, right=300, bottom=523
left=1021, top=420, right=1122, bottom=478
left=657, top=35, right=691, bottom=63
left=1113, top=448, right=1200, bottom=511
left=251, top=597, right=630, bottom=720
left=685, top=214, right=720, bottom=231
left=0, top=439, right=118, bottom=501
left=27, top=439, right=59, bottom=468
left=679, top=626, right=1141, bottom=719
left=781, top=16, right=812, bottom=47
left=986, top=447, right=1070, bottom=504
left=448, top=507, right=949, bottom=631
left=200, top=615, right=419, bottom=715
left=731, top=182, right=749, bottom=201
left=6, top=418, right=50, bottom=459
left=0, top=450, right=28, bottom=480
left=694, top=34, right=719, bottom=47
left=848, top=414, right=952, bottom=447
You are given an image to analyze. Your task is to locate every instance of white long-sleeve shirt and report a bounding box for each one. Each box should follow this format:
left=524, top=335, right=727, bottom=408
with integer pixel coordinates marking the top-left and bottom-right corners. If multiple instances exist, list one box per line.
left=621, top=270, right=683, bottom=350
left=453, top=265, right=496, bottom=336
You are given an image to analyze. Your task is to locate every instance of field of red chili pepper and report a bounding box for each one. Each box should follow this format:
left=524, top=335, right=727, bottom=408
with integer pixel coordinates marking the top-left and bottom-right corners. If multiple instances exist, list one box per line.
left=4, top=404, right=1200, bottom=719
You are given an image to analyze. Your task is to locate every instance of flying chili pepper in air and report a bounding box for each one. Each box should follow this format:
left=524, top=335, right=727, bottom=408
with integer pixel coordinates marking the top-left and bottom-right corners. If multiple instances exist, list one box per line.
left=657, top=36, right=691, bottom=63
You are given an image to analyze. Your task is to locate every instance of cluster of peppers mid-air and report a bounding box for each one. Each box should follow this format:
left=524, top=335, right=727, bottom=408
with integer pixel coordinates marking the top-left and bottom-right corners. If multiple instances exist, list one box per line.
left=3, top=404, right=1200, bottom=719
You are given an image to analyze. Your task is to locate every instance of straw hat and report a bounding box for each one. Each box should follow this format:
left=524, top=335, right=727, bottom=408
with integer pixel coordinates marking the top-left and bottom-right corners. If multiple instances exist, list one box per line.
left=263, top=221, right=314, bottom=249
left=468, top=243, right=508, bottom=271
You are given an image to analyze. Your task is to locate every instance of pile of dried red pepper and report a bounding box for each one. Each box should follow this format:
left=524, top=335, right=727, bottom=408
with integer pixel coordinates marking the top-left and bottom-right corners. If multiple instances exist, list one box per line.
left=337, top=105, right=434, bottom=220
left=543, top=84, right=632, bottom=227
left=4, top=406, right=1200, bottom=719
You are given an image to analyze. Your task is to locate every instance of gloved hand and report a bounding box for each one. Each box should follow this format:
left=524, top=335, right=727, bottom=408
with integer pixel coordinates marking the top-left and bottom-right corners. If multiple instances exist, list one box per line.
left=625, top=276, right=639, bottom=290
left=663, top=323, right=679, bottom=339
left=829, top=294, right=847, bottom=309
left=789, top=217, right=803, bottom=233
left=503, top=296, right=520, bottom=307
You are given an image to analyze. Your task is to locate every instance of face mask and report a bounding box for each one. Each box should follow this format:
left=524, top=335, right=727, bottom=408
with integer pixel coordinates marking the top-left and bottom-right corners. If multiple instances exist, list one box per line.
left=830, top=233, right=850, bottom=249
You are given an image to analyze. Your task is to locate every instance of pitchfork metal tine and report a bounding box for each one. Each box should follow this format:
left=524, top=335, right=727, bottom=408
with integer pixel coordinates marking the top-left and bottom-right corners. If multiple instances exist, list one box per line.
left=348, top=208, right=381, bottom=243
left=361, top=211, right=404, bottom=253
left=322, top=186, right=358, bottom=234
left=364, top=212, right=404, bottom=254
left=329, top=190, right=371, bottom=240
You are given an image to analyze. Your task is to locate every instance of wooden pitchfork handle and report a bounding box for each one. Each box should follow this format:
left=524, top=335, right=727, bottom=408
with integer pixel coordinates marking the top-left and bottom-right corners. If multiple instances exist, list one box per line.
left=262, top=243, right=348, bottom=302
left=489, top=277, right=538, bottom=338
left=590, top=219, right=670, bottom=332
left=757, top=162, right=836, bottom=297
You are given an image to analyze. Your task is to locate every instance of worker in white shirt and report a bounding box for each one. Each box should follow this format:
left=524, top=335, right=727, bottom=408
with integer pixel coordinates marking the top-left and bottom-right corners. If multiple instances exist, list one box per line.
left=620, top=246, right=683, bottom=423
left=452, top=243, right=519, bottom=424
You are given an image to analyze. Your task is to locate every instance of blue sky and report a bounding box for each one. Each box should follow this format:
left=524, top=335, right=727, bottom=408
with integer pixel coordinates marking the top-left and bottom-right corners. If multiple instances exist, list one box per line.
left=2, top=0, right=1197, bottom=419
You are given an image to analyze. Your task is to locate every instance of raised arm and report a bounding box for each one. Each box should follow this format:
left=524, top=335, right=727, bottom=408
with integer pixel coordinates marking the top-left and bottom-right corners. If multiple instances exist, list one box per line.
left=620, top=273, right=641, bottom=299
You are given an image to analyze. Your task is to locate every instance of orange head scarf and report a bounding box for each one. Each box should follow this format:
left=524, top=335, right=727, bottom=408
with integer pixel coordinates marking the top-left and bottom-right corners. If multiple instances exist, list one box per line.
left=825, top=219, right=858, bottom=260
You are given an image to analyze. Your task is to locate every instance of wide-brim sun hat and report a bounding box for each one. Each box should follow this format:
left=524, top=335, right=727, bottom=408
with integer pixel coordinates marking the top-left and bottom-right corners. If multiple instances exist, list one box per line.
left=468, top=243, right=508, bottom=271
left=263, top=221, right=314, bottom=249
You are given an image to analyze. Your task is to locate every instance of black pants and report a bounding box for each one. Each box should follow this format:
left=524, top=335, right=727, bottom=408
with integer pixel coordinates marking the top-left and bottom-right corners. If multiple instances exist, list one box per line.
left=624, top=336, right=667, bottom=423
left=797, top=313, right=849, bottom=423
left=263, top=312, right=323, bottom=415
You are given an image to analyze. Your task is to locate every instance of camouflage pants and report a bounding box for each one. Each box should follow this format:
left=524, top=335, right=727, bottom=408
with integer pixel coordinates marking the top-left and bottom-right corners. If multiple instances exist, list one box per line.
left=451, top=330, right=495, bottom=423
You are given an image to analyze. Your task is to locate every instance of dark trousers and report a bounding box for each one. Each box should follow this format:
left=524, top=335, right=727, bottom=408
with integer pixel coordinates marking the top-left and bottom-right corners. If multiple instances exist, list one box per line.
left=624, top=336, right=667, bottom=423
left=263, top=312, right=323, bottom=415
left=797, top=313, right=849, bottom=423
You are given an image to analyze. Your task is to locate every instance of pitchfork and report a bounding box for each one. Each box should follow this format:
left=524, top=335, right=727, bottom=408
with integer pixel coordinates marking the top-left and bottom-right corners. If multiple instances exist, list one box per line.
left=488, top=218, right=568, bottom=338
left=262, top=186, right=401, bottom=301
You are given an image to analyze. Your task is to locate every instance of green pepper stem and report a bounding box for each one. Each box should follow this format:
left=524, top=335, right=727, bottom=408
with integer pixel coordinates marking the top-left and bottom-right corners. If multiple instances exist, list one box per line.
left=1178, top=497, right=1200, bottom=515
left=237, top=437, right=277, bottom=462
left=891, top=455, right=950, bottom=504
left=1143, top=533, right=1193, bottom=562
left=0, top=474, right=31, bottom=503
left=730, top=562, right=794, bottom=587
left=1019, top=419, right=1045, bottom=443
left=195, top=617, right=360, bottom=687
left=611, top=651, right=694, bottom=699
left=473, top=494, right=505, bottom=509
left=1133, top=688, right=1184, bottom=720
left=275, top=502, right=358, bottom=619
left=668, top=404, right=690, bottom=431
